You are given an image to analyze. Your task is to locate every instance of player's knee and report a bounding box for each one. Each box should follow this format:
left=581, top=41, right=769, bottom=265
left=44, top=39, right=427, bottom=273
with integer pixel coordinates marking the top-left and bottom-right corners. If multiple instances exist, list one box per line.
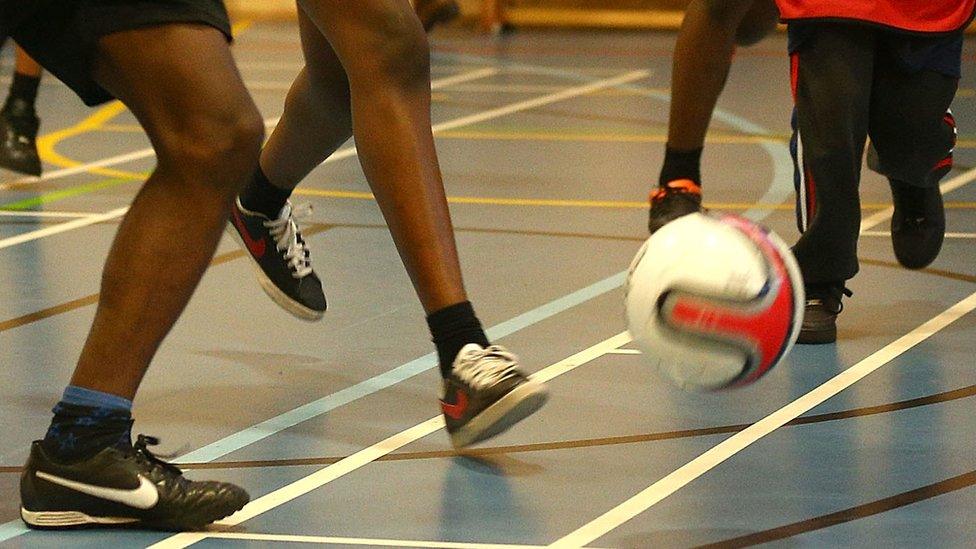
left=200, top=111, right=263, bottom=173
left=359, top=13, right=430, bottom=89
left=158, top=107, right=264, bottom=191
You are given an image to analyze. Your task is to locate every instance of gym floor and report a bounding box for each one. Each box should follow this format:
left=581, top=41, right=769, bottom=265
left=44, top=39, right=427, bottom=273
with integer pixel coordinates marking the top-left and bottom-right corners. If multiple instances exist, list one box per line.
left=0, top=22, right=974, bottom=548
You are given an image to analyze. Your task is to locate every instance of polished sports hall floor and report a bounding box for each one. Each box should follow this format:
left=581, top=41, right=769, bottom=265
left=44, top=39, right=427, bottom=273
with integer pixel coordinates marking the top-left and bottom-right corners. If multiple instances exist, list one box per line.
left=0, top=21, right=974, bottom=549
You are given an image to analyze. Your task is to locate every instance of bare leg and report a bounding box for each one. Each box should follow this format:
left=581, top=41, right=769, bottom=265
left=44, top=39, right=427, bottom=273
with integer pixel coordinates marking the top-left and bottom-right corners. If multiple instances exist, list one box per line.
left=255, top=1, right=546, bottom=448
left=69, top=25, right=264, bottom=399
left=649, top=0, right=778, bottom=233
left=270, top=0, right=465, bottom=314
left=259, top=10, right=351, bottom=189
left=666, top=0, right=776, bottom=151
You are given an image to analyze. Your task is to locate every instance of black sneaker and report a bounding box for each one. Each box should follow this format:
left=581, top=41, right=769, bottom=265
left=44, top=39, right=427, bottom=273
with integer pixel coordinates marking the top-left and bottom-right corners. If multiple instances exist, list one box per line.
left=229, top=199, right=326, bottom=321
left=0, top=98, right=41, bottom=176
left=797, top=284, right=852, bottom=345
left=20, top=435, right=248, bottom=530
left=889, top=180, right=945, bottom=270
left=441, top=344, right=549, bottom=448
left=648, top=179, right=704, bottom=234
left=415, top=0, right=460, bottom=31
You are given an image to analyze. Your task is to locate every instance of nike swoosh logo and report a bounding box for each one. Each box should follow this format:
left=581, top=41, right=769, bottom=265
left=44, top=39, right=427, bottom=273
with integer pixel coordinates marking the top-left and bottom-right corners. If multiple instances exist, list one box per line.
left=36, top=471, right=160, bottom=510
left=440, top=390, right=469, bottom=420
left=233, top=207, right=267, bottom=258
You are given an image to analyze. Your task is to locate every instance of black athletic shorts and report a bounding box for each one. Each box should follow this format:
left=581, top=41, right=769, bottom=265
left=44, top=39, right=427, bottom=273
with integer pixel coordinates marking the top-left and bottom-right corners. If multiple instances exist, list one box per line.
left=2, top=0, right=231, bottom=106
left=788, top=22, right=963, bottom=78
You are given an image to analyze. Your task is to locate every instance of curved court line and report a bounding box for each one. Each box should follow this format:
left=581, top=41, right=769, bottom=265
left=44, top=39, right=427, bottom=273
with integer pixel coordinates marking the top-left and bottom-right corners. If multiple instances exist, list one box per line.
left=4, top=59, right=779, bottom=544
left=0, top=67, right=500, bottom=193
left=548, top=290, right=976, bottom=548
left=149, top=333, right=632, bottom=549
left=0, top=68, right=646, bottom=253
left=151, top=103, right=797, bottom=549
left=696, top=469, right=976, bottom=548
left=2, top=381, right=960, bottom=473
left=132, top=59, right=798, bottom=548
left=34, top=102, right=144, bottom=181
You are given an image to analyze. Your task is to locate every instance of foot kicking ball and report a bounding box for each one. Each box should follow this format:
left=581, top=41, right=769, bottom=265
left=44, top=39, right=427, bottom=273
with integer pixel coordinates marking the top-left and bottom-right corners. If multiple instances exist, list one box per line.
left=625, top=213, right=804, bottom=391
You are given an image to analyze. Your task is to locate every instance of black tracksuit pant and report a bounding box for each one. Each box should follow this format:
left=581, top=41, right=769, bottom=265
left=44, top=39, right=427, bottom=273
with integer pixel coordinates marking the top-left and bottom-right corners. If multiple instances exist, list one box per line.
left=788, top=23, right=959, bottom=285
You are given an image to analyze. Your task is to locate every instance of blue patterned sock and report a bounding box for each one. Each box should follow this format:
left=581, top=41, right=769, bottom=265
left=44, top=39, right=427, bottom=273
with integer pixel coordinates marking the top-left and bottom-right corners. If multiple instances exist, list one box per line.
left=41, top=386, right=134, bottom=462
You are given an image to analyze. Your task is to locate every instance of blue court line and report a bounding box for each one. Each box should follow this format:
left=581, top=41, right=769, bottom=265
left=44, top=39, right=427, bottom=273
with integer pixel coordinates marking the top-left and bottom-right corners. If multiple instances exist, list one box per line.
left=175, top=270, right=628, bottom=463
left=0, top=521, right=27, bottom=543
left=0, top=55, right=794, bottom=544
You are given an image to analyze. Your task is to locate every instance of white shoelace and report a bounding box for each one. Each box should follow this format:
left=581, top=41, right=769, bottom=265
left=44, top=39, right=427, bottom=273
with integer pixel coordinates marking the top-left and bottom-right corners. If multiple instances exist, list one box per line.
left=453, top=345, right=520, bottom=390
left=264, top=202, right=313, bottom=278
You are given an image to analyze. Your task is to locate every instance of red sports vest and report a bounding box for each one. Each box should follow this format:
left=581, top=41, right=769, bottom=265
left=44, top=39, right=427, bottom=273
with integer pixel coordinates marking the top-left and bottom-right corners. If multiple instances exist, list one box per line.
left=775, top=0, right=975, bottom=33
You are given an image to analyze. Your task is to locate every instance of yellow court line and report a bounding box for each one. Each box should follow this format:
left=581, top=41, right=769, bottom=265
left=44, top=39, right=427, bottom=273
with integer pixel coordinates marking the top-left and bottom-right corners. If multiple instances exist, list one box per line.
left=35, top=20, right=253, bottom=180
left=89, top=125, right=976, bottom=151
left=35, top=101, right=143, bottom=180
left=293, top=188, right=976, bottom=211
left=436, top=129, right=781, bottom=145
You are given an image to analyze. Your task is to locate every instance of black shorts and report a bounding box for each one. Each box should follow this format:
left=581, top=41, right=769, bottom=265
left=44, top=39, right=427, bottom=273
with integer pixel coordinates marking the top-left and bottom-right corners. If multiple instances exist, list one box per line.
left=788, top=22, right=963, bottom=78
left=5, top=0, right=231, bottom=106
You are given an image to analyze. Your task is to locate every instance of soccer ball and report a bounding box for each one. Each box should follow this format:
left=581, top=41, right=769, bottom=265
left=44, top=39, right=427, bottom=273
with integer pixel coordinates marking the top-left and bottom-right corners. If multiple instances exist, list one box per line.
left=625, top=212, right=804, bottom=391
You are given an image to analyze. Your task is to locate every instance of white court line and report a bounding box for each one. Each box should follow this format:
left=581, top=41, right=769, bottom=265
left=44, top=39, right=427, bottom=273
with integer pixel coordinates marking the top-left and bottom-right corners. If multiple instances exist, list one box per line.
left=0, top=149, right=156, bottom=191
left=201, top=532, right=610, bottom=549
left=605, top=349, right=641, bottom=355
left=547, top=290, right=976, bottom=548
left=859, top=166, right=976, bottom=231
left=0, top=69, right=500, bottom=250
left=0, top=70, right=646, bottom=254
left=320, top=70, right=649, bottom=164
left=0, top=207, right=128, bottom=251
left=0, top=210, right=97, bottom=218
left=0, top=68, right=498, bottom=192
left=149, top=333, right=632, bottom=549
left=862, top=230, right=976, bottom=239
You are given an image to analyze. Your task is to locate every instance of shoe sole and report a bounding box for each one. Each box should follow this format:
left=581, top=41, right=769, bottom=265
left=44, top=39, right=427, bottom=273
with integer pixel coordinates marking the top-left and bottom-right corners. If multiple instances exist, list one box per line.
left=796, top=326, right=836, bottom=345
left=449, top=380, right=549, bottom=448
left=21, top=498, right=247, bottom=531
left=227, top=225, right=325, bottom=322
left=0, top=155, right=42, bottom=176
left=21, top=509, right=139, bottom=529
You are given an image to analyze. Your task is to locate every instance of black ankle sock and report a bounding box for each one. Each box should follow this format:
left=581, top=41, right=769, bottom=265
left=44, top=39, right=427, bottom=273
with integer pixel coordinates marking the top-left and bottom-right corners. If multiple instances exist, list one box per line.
left=659, top=146, right=703, bottom=187
left=426, top=301, right=490, bottom=377
left=240, top=166, right=292, bottom=219
left=41, top=403, right=134, bottom=463
left=4, top=72, right=40, bottom=113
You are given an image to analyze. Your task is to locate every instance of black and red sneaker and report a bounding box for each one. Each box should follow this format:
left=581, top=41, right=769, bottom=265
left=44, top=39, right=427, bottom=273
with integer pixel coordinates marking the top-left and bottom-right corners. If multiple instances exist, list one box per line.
left=648, top=179, right=704, bottom=234
left=440, top=344, right=548, bottom=448
left=20, top=435, right=248, bottom=531
left=229, top=199, right=326, bottom=321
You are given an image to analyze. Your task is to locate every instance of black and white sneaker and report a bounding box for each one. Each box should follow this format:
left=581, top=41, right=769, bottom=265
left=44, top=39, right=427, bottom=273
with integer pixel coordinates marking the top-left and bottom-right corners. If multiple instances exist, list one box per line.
left=440, top=344, right=548, bottom=448
left=20, top=435, right=248, bottom=531
left=0, top=98, right=41, bottom=176
left=229, top=199, right=326, bottom=321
